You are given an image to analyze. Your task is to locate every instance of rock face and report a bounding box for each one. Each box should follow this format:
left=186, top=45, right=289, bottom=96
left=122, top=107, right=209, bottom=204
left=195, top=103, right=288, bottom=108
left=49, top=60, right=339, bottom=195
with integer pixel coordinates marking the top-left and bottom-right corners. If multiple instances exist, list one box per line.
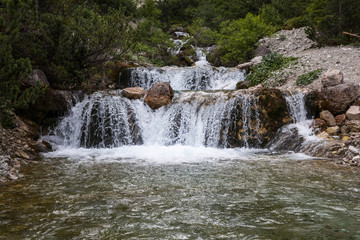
left=144, top=82, right=174, bottom=109
left=314, top=82, right=360, bottom=115
left=321, top=69, right=344, bottom=87
left=346, top=106, right=360, bottom=120
left=21, top=69, right=49, bottom=88
left=123, top=87, right=145, bottom=100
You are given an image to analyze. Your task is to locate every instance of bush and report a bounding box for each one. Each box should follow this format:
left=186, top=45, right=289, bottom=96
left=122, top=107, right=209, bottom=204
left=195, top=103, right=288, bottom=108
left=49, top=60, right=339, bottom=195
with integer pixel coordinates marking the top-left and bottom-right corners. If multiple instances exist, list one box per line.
left=217, top=13, right=276, bottom=66
left=247, top=53, right=298, bottom=86
left=296, top=69, right=322, bottom=85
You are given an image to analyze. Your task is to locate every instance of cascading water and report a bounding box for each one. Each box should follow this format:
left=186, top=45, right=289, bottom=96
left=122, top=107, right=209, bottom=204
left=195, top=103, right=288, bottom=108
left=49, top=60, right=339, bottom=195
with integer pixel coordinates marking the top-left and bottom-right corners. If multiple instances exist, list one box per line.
left=268, top=91, right=318, bottom=151
left=121, top=66, right=245, bottom=90
left=45, top=90, right=261, bottom=150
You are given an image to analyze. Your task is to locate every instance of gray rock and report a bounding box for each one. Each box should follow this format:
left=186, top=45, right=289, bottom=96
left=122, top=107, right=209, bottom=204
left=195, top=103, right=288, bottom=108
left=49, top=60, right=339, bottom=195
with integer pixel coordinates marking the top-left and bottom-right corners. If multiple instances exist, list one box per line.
left=320, top=110, right=336, bottom=126
left=22, top=69, right=49, bottom=87
left=346, top=106, right=360, bottom=120
left=321, top=69, right=344, bottom=88
left=349, top=146, right=360, bottom=154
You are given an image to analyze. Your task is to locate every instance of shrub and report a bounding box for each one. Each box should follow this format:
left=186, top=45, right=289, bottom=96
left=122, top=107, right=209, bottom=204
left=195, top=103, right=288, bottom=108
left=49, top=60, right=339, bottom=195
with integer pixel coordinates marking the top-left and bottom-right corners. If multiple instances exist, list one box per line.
left=296, top=69, right=322, bottom=85
left=247, top=53, right=298, bottom=86
left=217, top=13, right=276, bottom=66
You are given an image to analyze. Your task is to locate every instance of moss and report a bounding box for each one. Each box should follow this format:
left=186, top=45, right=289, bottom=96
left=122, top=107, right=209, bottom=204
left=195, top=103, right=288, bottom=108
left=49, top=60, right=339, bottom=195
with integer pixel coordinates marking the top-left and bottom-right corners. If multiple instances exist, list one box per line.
left=296, top=69, right=322, bottom=86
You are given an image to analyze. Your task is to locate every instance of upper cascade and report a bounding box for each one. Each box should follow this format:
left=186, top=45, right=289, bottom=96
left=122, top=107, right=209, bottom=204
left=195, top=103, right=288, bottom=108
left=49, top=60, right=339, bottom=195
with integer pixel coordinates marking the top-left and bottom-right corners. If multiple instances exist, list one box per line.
left=119, top=66, right=245, bottom=91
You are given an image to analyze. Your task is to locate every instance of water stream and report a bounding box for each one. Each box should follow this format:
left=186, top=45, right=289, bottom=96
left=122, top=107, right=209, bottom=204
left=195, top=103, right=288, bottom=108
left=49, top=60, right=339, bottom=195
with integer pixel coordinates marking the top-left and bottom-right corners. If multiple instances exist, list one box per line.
left=1, top=55, right=359, bottom=239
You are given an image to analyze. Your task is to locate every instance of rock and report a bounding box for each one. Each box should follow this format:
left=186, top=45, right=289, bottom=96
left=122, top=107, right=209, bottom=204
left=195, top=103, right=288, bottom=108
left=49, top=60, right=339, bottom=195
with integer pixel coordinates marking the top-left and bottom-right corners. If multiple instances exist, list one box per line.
left=345, top=120, right=360, bottom=132
left=255, top=45, right=271, bottom=57
left=15, top=150, right=30, bottom=160
left=321, top=69, right=344, bottom=88
left=251, top=56, right=263, bottom=65
left=144, top=82, right=174, bottom=110
left=352, top=155, right=360, bottom=161
left=237, top=62, right=254, bottom=71
left=346, top=106, right=360, bottom=120
left=320, top=110, right=336, bottom=126
left=317, top=131, right=330, bottom=139
left=326, top=126, right=340, bottom=135
left=335, top=114, right=346, bottom=125
left=21, top=69, right=49, bottom=88
left=123, top=87, right=145, bottom=100
left=349, top=146, right=359, bottom=154
left=314, top=82, right=360, bottom=115
left=312, top=118, right=327, bottom=131
left=341, top=125, right=349, bottom=134
left=342, top=136, right=350, bottom=141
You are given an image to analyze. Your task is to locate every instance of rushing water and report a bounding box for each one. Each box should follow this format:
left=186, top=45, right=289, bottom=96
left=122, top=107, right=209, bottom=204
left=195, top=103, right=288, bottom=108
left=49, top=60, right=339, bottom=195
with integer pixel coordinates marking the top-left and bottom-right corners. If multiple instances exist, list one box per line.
left=0, top=150, right=359, bottom=239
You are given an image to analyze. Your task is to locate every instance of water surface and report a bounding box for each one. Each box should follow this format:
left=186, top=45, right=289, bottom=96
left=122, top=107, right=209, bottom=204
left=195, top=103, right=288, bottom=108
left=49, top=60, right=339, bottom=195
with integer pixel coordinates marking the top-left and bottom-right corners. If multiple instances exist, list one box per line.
left=0, top=147, right=359, bottom=239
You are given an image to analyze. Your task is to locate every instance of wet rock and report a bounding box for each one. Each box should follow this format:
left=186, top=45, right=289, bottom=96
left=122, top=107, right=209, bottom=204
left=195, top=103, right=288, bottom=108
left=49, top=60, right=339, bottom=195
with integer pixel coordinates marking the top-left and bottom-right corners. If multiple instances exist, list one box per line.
left=21, top=69, right=49, bottom=88
left=321, top=69, right=344, bottom=88
left=346, top=106, right=360, bottom=120
left=123, top=87, right=145, bottom=100
left=326, top=126, right=340, bottom=135
left=312, top=118, right=327, bottom=131
left=320, top=110, right=336, bottom=126
left=335, top=114, right=346, bottom=125
left=15, top=150, right=30, bottom=160
left=314, top=82, right=360, bottom=115
left=236, top=81, right=249, bottom=90
left=144, top=82, right=174, bottom=110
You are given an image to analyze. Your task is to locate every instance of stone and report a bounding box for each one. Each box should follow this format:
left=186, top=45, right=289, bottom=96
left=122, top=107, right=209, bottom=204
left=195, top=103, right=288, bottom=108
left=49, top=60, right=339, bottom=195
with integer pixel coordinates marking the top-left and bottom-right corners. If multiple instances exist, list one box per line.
left=320, top=110, right=336, bottom=126
left=314, top=82, right=360, bottom=115
left=312, top=118, right=327, bottom=131
left=352, top=155, right=360, bottom=161
left=321, top=69, right=344, bottom=88
left=345, top=120, right=360, bottom=132
left=341, top=125, right=349, bottom=134
left=21, top=69, right=49, bottom=88
left=237, top=62, right=254, bottom=71
left=349, top=146, right=359, bottom=154
left=326, top=126, right=340, bottom=135
left=15, top=150, right=30, bottom=160
left=123, top=87, right=145, bottom=100
left=251, top=56, right=263, bottom=65
left=236, top=81, right=249, bottom=90
left=335, top=114, right=346, bottom=125
left=317, top=131, right=330, bottom=139
left=144, top=82, right=174, bottom=110
left=342, top=136, right=350, bottom=141
left=346, top=106, right=360, bottom=120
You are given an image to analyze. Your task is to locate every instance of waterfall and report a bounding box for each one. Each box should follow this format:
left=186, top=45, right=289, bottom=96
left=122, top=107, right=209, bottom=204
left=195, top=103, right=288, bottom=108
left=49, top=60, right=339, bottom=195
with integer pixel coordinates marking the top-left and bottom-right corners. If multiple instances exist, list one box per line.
left=45, top=90, right=262, bottom=149
left=285, top=91, right=308, bottom=123
left=121, top=66, right=245, bottom=90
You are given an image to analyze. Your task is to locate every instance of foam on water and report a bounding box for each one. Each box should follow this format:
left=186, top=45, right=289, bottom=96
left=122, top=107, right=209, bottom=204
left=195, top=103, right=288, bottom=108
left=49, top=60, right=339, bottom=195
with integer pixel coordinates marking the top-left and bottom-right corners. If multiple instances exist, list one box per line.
left=44, top=145, right=265, bottom=164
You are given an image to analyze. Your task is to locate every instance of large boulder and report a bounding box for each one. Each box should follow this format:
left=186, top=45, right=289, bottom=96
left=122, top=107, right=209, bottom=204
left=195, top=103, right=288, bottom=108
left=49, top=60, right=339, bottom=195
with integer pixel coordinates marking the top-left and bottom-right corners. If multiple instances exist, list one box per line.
left=21, top=69, right=49, bottom=88
left=144, top=82, right=174, bottom=109
left=123, top=87, right=145, bottom=100
left=321, top=69, right=344, bottom=88
left=313, top=82, right=360, bottom=115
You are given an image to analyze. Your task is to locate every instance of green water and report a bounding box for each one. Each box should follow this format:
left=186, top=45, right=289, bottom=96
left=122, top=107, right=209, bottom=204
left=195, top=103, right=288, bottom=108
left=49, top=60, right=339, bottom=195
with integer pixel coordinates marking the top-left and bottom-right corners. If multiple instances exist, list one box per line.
left=0, top=155, right=359, bottom=239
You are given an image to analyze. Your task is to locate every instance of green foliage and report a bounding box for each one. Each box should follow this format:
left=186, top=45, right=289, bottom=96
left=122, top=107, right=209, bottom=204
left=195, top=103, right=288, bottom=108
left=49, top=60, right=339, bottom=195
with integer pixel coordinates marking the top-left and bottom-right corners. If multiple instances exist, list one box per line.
left=296, top=69, right=322, bottom=85
left=217, top=13, right=276, bottom=66
left=186, top=18, right=219, bottom=47
left=247, top=53, right=298, bottom=86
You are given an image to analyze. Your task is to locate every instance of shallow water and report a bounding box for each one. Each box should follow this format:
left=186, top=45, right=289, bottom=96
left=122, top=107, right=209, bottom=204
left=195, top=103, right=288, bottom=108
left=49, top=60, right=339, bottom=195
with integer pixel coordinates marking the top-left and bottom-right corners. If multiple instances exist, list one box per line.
left=0, top=147, right=359, bottom=239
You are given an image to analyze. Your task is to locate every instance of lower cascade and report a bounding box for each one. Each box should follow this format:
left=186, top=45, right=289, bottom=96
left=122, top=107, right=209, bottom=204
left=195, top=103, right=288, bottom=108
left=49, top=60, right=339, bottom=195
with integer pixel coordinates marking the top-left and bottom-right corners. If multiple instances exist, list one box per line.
left=44, top=88, right=311, bottom=150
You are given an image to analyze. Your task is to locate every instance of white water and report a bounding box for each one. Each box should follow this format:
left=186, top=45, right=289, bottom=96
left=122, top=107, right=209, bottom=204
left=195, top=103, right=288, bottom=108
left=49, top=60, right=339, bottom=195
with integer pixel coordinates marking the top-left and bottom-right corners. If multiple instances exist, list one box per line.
left=194, top=47, right=211, bottom=67
left=125, top=66, right=244, bottom=90
left=284, top=91, right=319, bottom=142
left=44, top=91, right=260, bottom=150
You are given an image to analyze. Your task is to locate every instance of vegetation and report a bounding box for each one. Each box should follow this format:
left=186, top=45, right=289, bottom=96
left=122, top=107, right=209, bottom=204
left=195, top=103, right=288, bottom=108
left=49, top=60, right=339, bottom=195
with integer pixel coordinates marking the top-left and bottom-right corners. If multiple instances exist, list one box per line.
left=296, top=69, right=323, bottom=86
left=247, top=53, right=298, bottom=86
left=1, top=0, right=359, bottom=127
